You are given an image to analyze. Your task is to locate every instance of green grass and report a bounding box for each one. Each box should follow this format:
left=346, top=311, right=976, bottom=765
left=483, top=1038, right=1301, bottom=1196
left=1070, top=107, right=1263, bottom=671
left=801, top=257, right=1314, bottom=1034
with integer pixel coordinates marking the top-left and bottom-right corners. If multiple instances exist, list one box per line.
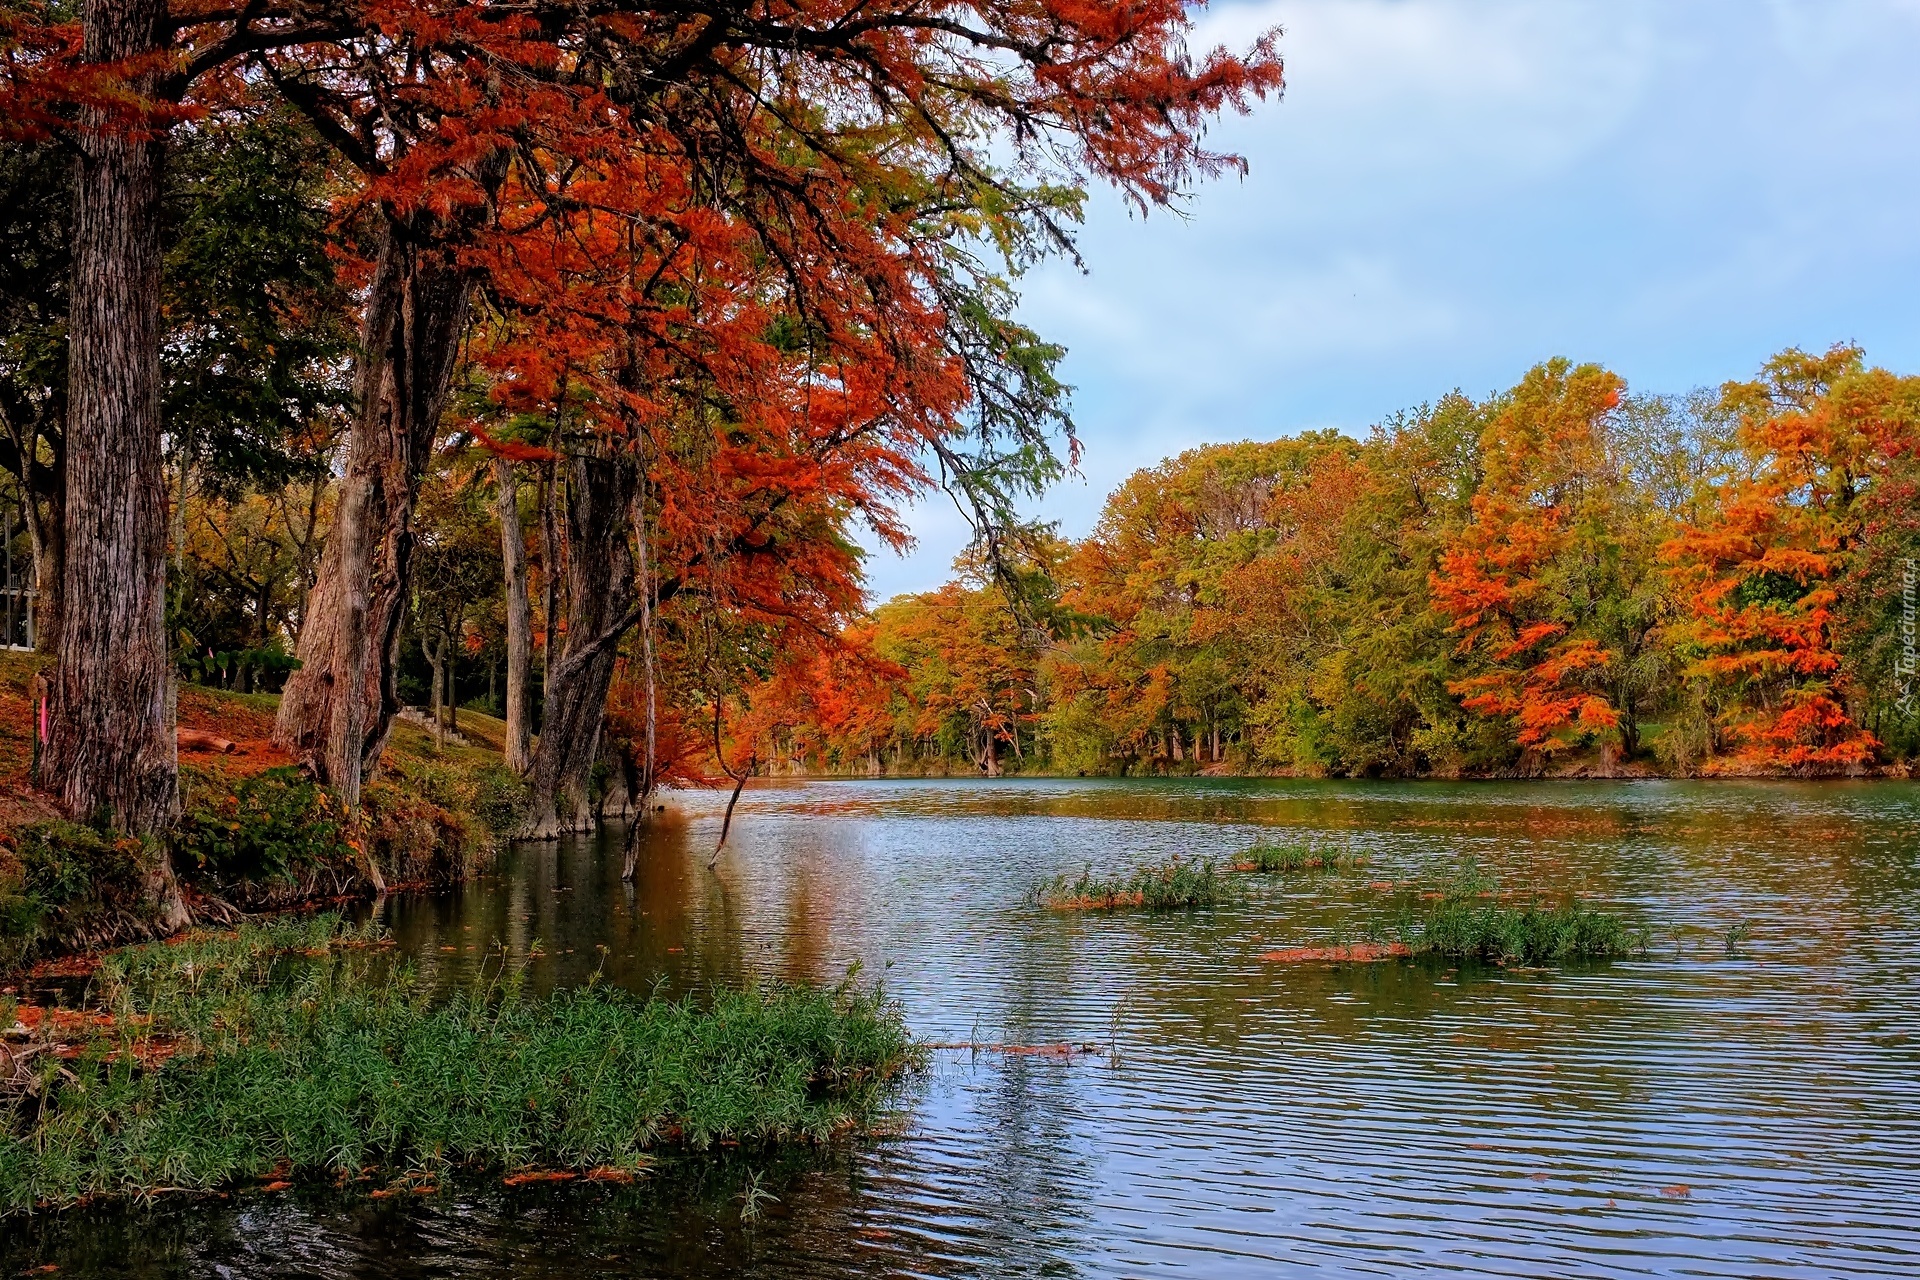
left=1400, top=864, right=1644, bottom=964
left=0, top=918, right=918, bottom=1213
left=1032, top=857, right=1232, bottom=910
left=1233, top=838, right=1364, bottom=874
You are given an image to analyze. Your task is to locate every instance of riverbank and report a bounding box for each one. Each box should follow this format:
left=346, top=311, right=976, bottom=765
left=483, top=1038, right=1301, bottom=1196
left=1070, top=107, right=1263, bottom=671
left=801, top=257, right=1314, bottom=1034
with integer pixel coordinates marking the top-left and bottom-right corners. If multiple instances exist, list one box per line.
left=766, top=747, right=1912, bottom=783
left=0, top=916, right=917, bottom=1213
left=1, top=652, right=527, bottom=970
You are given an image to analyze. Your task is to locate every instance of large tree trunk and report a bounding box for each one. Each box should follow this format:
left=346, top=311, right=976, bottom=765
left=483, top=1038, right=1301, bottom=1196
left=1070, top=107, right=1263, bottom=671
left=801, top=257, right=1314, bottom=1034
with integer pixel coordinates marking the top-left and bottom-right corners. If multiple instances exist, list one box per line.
left=38, top=0, right=182, bottom=893
left=274, top=218, right=471, bottom=795
left=521, top=452, right=637, bottom=838
left=494, top=455, right=533, bottom=774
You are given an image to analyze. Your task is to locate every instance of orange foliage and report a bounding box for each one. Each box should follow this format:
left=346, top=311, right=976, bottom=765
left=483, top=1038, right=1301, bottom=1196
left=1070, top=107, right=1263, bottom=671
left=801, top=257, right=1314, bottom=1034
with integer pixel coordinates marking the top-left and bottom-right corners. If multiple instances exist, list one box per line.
left=1662, top=346, right=1920, bottom=770
left=1432, top=360, right=1626, bottom=750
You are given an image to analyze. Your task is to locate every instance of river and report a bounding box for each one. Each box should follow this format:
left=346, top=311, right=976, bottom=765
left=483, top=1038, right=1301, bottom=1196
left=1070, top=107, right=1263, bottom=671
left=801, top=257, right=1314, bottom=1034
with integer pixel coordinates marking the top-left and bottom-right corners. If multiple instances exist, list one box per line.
left=8, top=777, right=1920, bottom=1277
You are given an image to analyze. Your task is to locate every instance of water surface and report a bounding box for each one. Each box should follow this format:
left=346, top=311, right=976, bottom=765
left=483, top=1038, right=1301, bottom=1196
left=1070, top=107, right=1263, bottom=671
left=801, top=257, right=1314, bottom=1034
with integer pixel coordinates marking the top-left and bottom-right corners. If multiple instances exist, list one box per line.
left=10, top=777, right=1920, bottom=1277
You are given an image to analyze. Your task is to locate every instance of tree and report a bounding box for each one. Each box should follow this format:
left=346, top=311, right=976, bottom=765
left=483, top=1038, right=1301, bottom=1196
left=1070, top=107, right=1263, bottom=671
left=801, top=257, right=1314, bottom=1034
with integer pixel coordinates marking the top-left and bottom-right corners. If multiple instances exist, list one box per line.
left=0, top=137, right=70, bottom=655
left=406, top=453, right=503, bottom=747
left=251, top=0, right=1281, bottom=820
left=3, top=10, right=348, bottom=836
left=1429, top=360, right=1665, bottom=763
left=32, top=0, right=178, bottom=836
left=491, top=454, right=533, bottom=774
left=1664, top=346, right=1920, bottom=771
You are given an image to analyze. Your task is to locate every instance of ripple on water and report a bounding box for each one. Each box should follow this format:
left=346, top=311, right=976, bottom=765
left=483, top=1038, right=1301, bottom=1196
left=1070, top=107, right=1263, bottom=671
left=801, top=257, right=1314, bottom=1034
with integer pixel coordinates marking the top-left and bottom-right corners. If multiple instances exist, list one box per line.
left=7, top=776, right=1920, bottom=1278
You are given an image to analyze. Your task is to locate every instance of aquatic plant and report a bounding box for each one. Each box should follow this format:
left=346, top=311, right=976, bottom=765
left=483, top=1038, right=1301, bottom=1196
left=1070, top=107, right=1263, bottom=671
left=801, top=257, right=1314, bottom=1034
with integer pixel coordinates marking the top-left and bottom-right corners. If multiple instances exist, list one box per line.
left=738, top=1168, right=778, bottom=1222
left=1032, top=857, right=1231, bottom=910
left=1261, top=862, right=1644, bottom=967
left=1410, top=896, right=1636, bottom=964
left=0, top=918, right=918, bottom=1213
left=1402, top=865, right=1640, bottom=964
left=1232, top=838, right=1364, bottom=874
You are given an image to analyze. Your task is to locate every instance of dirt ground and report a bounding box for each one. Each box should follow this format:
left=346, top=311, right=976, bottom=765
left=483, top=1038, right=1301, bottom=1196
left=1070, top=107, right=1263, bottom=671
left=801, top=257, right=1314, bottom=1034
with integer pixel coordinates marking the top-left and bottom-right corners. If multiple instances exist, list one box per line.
left=1, top=651, right=295, bottom=829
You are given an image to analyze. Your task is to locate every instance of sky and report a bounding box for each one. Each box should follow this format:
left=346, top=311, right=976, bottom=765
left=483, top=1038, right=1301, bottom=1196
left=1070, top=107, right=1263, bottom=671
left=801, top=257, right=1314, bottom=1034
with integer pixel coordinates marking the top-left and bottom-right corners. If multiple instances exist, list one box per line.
left=859, top=0, right=1920, bottom=602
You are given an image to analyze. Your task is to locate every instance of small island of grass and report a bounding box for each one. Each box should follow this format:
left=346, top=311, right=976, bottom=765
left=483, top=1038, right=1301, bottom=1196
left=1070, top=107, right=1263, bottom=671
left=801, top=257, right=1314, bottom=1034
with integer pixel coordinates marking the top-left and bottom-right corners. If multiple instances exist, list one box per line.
left=1232, top=840, right=1366, bottom=874
left=1032, top=858, right=1232, bottom=911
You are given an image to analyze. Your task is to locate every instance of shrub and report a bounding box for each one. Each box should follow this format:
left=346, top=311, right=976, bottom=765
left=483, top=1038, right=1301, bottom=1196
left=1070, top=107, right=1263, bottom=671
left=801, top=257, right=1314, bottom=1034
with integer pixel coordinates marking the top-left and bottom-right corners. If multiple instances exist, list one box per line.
left=0, top=822, right=158, bottom=967
left=175, top=767, right=350, bottom=889
left=362, top=754, right=528, bottom=884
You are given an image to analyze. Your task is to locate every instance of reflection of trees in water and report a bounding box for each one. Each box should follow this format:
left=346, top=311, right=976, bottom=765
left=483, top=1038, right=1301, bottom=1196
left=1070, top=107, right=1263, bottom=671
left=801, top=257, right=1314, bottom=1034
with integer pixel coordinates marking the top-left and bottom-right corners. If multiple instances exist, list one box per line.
left=27, top=779, right=1917, bottom=1278
left=1, top=1144, right=990, bottom=1279
left=380, top=812, right=762, bottom=1000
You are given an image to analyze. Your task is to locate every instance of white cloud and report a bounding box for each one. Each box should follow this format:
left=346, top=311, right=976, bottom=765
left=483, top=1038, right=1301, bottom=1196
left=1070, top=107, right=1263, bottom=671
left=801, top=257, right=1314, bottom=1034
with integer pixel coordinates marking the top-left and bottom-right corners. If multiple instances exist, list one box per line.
left=861, top=0, right=1920, bottom=598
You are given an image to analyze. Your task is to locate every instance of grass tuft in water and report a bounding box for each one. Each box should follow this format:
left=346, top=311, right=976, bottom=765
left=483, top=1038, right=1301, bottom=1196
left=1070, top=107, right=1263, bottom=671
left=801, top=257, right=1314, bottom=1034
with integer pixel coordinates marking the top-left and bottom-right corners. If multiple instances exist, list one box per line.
left=1031, top=857, right=1231, bottom=911
left=1403, top=864, right=1643, bottom=964
left=1233, top=838, right=1364, bottom=874
left=0, top=918, right=918, bottom=1214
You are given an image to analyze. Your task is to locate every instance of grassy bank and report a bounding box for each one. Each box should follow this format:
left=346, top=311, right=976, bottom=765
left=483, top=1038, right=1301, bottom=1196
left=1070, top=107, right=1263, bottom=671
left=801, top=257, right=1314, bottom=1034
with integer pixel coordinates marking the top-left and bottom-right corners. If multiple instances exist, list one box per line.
left=0, top=918, right=917, bottom=1212
left=1032, top=857, right=1232, bottom=910
left=1, top=653, right=529, bottom=969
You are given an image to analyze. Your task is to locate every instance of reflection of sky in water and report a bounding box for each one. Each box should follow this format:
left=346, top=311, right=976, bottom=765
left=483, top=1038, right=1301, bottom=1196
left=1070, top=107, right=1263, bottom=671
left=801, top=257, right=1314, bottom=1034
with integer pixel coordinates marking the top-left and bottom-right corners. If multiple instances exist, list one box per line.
left=11, top=777, right=1920, bottom=1277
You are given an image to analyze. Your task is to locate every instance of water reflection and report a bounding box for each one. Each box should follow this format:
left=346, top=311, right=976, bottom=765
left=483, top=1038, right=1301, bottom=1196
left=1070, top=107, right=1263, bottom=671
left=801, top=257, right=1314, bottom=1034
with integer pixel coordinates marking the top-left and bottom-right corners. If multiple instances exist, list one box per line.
left=8, top=777, right=1920, bottom=1277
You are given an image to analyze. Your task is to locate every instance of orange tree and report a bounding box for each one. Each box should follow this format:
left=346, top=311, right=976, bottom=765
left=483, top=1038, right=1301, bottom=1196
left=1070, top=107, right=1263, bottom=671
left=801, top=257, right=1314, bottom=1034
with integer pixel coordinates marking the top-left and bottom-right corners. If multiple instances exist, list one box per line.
left=3, top=0, right=1284, bottom=839
left=1429, top=360, right=1672, bottom=762
left=1664, top=346, right=1920, bottom=770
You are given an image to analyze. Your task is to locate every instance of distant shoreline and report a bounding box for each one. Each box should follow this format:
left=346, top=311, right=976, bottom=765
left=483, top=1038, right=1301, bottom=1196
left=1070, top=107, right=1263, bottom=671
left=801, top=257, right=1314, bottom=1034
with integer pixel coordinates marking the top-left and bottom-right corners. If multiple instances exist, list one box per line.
left=731, top=765, right=1917, bottom=785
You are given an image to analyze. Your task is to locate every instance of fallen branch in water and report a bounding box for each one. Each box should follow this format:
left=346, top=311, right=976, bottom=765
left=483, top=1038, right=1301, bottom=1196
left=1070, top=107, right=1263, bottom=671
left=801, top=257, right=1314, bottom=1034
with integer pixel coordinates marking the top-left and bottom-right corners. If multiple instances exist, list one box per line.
left=925, top=1041, right=1106, bottom=1057
left=1260, top=943, right=1411, bottom=964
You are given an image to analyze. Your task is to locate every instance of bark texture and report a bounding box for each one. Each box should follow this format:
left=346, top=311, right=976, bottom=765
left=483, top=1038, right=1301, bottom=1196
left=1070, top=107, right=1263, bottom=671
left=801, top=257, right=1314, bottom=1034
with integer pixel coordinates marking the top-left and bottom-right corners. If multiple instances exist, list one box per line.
left=38, top=0, right=181, bottom=866
left=27, top=486, right=62, bottom=654
left=274, top=219, right=472, bottom=793
left=521, top=452, right=637, bottom=838
left=493, top=455, right=533, bottom=775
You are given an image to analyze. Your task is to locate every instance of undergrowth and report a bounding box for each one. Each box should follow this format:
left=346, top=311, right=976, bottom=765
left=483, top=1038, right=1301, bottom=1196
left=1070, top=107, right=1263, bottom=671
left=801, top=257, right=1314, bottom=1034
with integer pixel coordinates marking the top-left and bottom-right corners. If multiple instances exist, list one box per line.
left=0, top=917, right=918, bottom=1213
left=0, top=823, right=159, bottom=967
left=3, top=743, right=530, bottom=967
left=176, top=767, right=347, bottom=890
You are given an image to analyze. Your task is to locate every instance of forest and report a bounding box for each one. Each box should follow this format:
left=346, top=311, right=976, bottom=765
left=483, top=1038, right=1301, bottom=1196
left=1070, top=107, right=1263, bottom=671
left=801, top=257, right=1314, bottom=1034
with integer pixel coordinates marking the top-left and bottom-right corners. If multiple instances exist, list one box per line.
left=0, top=0, right=1282, bottom=936
left=2, top=0, right=1916, bottom=939
left=752, top=349, right=1920, bottom=779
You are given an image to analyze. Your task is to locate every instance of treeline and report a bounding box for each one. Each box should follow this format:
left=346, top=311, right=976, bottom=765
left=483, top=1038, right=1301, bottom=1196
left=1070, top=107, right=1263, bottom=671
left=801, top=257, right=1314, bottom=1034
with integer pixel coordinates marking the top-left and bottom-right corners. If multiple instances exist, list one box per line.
left=0, top=0, right=1283, bottom=929
left=748, top=350, right=1920, bottom=778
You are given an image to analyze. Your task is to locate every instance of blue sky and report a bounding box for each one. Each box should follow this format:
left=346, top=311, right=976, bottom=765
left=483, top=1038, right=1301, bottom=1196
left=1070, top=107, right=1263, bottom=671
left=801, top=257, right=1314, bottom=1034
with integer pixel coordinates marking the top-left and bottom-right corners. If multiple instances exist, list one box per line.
left=862, top=0, right=1920, bottom=601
